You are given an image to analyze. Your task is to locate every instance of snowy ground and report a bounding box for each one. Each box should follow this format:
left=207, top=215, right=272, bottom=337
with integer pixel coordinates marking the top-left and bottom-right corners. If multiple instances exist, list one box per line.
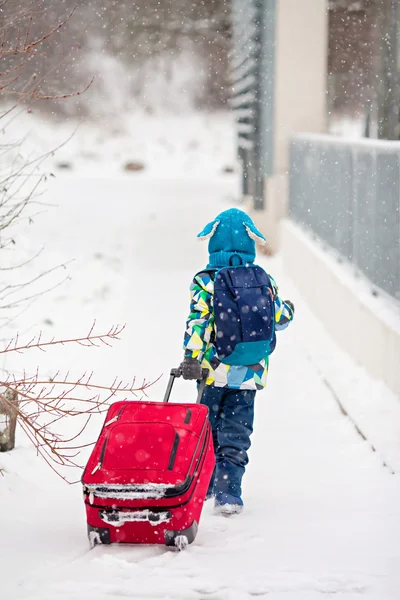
left=3, top=108, right=236, bottom=178
left=1, top=112, right=400, bottom=600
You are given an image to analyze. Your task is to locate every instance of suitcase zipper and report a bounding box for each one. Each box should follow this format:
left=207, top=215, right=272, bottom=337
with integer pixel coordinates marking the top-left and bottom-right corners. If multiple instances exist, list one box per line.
left=104, top=406, right=125, bottom=427
left=165, top=419, right=208, bottom=495
left=90, top=407, right=125, bottom=476
left=91, top=436, right=108, bottom=475
left=167, top=432, right=180, bottom=470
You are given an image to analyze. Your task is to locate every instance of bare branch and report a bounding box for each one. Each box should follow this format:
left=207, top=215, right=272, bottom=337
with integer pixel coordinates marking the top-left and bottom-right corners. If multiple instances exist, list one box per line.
left=24, top=6, right=77, bottom=54
left=0, top=326, right=156, bottom=483
left=0, top=323, right=126, bottom=356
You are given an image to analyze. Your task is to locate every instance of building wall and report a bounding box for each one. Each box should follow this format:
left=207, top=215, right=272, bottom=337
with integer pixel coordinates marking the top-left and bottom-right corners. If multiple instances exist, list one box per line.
left=247, top=0, right=328, bottom=252
left=328, top=1, right=379, bottom=119
left=274, top=0, right=328, bottom=172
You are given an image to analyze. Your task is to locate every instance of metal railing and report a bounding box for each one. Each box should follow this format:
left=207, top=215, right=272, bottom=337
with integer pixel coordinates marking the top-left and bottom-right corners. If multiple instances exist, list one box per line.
left=289, top=134, right=400, bottom=302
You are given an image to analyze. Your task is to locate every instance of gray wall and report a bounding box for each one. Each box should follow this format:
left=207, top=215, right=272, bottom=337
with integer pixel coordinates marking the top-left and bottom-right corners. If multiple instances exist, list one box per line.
left=290, top=134, right=400, bottom=301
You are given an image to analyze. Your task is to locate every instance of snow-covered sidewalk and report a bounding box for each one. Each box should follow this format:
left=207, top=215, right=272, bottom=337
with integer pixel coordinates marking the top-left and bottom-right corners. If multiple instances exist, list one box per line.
left=2, top=173, right=400, bottom=600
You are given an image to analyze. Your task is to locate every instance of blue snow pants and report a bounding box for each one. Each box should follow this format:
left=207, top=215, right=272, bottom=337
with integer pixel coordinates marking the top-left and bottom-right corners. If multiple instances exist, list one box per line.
left=200, top=385, right=256, bottom=506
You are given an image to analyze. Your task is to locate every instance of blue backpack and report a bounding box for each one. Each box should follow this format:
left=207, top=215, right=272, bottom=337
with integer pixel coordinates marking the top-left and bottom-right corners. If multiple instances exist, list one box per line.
left=207, top=265, right=276, bottom=365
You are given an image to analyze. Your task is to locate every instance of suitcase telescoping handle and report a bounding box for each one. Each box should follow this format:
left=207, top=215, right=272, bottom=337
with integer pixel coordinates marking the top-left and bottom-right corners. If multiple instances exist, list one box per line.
left=163, top=367, right=209, bottom=404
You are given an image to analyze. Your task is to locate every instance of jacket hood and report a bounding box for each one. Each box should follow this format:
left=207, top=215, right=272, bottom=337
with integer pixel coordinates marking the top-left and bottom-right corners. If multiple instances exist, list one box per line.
left=197, top=208, right=266, bottom=268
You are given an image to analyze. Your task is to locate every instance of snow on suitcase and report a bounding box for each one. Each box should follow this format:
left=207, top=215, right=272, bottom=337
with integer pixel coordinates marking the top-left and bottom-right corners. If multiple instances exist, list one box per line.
left=82, top=368, right=214, bottom=550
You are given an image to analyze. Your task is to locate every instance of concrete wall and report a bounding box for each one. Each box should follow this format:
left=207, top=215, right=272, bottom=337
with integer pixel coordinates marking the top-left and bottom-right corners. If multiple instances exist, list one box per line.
left=273, top=0, right=328, bottom=172
left=282, top=220, right=400, bottom=398
left=249, top=0, right=328, bottom=252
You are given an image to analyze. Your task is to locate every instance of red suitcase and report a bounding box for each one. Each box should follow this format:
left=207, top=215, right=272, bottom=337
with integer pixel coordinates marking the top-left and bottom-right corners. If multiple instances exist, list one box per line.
left=82, top=368, right=214, bottom=550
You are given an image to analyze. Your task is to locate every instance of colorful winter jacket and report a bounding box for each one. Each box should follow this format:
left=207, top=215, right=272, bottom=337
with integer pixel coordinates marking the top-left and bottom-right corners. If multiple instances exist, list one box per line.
left=183, top=270, right=294, bottom=390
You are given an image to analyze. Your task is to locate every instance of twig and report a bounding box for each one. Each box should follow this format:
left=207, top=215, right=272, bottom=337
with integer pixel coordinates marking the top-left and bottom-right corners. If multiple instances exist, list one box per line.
left=0, top=325, right=156, bottom=483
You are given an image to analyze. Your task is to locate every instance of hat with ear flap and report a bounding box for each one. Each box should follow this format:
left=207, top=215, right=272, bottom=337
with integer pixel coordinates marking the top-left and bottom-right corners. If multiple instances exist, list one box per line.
left=197, top=208, right=266, bottom=268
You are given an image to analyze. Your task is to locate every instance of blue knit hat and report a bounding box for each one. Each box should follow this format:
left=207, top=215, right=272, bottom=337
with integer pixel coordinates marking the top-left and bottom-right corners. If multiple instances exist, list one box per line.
left=197, top=208, right=266, bottom=268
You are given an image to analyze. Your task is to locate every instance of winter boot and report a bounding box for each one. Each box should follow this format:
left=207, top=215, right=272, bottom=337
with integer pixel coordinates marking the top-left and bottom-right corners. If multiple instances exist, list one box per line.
left=213, top=460, right=244, bottom=515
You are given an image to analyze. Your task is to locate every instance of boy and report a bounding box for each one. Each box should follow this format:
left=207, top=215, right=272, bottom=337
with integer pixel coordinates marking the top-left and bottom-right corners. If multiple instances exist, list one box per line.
left=180, top=208, right=294, bottom=515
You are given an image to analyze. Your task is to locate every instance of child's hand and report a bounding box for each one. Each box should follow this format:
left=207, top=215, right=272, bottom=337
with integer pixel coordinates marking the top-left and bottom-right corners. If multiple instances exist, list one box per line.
left=180, top=357, right=203, bottom=380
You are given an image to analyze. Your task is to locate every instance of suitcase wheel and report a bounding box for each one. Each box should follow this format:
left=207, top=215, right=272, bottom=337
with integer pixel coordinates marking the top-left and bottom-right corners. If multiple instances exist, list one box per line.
left=88, top=525, right=111, bottom=548
left=165, top=520, right=198, bottom=550
left=174, top=535, right=189, bottom=551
